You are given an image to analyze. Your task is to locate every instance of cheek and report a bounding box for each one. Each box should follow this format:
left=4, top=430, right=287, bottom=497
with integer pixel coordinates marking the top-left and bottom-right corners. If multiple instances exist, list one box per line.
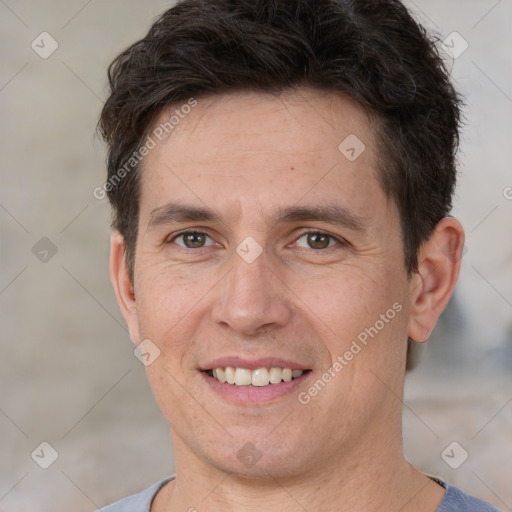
left=134, top=269, right=210, bottom=420
left=134, top=266, right=207, bottom=352
left=291, top=265, right=400, bottom=345
left=306, top=273, right=408, bottom=401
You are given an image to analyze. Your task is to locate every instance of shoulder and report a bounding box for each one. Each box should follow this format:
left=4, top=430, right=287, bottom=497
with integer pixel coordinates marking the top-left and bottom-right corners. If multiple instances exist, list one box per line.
left=95, top=477, right=173, bottom=512
left=433, top=477, right=503, bottom=512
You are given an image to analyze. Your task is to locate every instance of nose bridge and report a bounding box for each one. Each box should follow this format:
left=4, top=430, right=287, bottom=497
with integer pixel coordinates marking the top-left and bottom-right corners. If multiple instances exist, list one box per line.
left=212, top=246, right=291, bottom=334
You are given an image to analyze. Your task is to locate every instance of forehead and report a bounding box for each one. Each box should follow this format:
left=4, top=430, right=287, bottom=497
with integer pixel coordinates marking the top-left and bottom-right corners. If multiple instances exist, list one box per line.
left=138, top=88, right=388, bottom=226
left=156, top=89, right=377, bottom=160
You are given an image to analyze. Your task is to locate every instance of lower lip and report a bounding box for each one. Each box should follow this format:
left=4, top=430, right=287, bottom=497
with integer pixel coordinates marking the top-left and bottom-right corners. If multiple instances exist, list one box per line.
left=200, top=371, right=311, bottom=405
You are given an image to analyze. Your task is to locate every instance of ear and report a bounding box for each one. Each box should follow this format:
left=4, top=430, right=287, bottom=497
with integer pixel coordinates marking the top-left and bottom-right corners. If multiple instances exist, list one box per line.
left=408, top=217, right=465, bottom=342
left=110, top=231, right=141, bottom=345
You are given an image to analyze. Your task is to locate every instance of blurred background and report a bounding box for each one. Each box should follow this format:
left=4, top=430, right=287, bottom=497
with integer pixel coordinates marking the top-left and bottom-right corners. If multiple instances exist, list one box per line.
left=0, top=0, right=511, bottom=510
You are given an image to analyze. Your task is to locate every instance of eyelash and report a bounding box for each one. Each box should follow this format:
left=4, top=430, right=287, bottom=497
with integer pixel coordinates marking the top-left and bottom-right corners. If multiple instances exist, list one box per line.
left=167, top=229, right=347, bottom=251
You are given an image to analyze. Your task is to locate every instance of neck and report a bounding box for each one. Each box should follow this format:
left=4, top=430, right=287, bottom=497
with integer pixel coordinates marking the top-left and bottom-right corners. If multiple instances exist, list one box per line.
left=153, top=425, right=445, bottom=512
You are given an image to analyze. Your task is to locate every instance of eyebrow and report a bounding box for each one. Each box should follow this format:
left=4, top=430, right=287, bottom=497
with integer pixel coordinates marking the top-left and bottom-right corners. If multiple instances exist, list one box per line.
left=148, top=201, right=367, bottom=232
left=148, top=202, right=221, bottom=228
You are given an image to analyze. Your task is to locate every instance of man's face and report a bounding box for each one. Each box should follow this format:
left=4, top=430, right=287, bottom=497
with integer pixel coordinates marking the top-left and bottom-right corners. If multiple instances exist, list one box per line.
left=127, top=90, right=414, bottom=477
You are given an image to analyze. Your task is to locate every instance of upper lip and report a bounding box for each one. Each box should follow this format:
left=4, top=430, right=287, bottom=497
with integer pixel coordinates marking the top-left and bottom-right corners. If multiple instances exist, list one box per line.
left=200, top=356, right=311, bottom=371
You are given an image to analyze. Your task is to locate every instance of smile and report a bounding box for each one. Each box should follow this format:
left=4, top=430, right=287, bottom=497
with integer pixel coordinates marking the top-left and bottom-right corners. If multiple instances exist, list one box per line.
left=207, top=367, right=309, bottom=386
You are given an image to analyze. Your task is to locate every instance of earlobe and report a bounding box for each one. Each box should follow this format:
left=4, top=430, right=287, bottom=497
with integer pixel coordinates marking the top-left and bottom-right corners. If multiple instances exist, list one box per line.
left=110, top=232, right=141, bottom=344
left=407, top=217, right=465, bottom=343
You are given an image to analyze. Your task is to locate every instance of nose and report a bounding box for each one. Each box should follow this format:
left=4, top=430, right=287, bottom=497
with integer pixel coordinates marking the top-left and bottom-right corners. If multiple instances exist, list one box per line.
left=211, top=248, right=292, bottom=336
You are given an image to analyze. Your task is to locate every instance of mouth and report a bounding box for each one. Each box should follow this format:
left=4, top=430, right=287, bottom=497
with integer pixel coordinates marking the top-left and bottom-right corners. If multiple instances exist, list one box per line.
left=199, top=357, right=313, bottom=404
left=205, top=366, right=311, bottom=387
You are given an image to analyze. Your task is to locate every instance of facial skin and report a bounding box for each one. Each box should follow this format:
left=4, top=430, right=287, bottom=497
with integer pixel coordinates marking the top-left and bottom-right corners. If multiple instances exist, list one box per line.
left=110, top=89, right=464, bottom=511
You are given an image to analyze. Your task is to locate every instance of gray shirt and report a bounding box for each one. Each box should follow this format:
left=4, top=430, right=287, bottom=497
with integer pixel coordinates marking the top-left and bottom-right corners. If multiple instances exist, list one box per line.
left=96, top=475, right=502, bottom=511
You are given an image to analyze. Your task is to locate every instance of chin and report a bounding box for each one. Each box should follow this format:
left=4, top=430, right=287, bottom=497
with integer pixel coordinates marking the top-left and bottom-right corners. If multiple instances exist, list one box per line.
left=197, top=428, right=315, bottom=480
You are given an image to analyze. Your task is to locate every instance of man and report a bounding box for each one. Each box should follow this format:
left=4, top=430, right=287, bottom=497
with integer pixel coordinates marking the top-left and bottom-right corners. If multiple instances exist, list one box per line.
left=96, top=0, right=501, bottom=510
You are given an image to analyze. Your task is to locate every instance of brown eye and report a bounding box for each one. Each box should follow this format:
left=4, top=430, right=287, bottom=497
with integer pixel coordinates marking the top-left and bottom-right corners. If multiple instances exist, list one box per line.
left=295, top=232, right=338, bottom=250
left=307, top=233, right=331, bottom=249
left=172, top=231, right=213, bottom=249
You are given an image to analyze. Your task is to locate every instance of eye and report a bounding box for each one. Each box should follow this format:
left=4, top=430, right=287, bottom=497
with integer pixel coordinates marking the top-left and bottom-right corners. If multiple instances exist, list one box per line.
left=294, top=231, right=344, bottom=250
left=170, top=231, right=216, bottom=249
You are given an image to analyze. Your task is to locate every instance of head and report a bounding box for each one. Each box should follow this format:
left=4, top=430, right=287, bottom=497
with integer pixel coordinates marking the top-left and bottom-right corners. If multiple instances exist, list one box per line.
left=100, top=0, right=464, bottom=482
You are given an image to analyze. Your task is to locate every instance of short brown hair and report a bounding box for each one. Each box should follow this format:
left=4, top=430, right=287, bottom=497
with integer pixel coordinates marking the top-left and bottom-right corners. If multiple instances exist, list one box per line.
left=99, top=0, right=462, bottom=286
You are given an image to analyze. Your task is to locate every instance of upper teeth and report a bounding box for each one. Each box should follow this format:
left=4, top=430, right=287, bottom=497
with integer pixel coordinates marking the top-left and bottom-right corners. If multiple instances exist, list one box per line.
left=211, top=367, right=304, bottom=386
